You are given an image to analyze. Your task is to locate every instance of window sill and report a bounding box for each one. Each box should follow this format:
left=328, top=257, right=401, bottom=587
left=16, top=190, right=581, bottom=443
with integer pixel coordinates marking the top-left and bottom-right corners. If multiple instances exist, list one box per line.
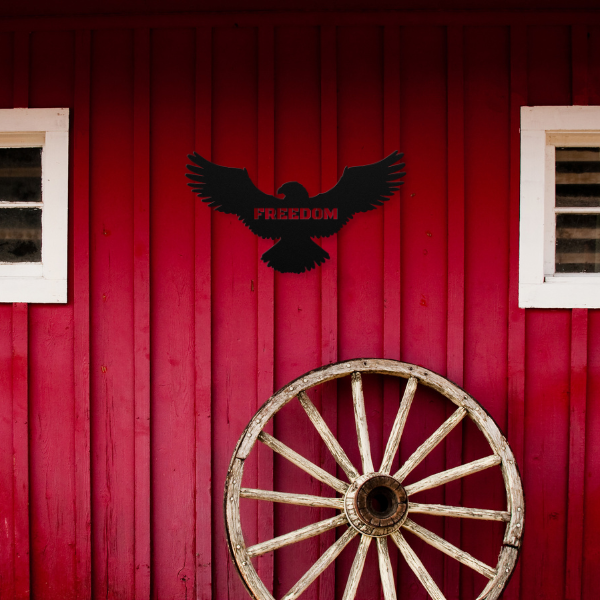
left=520, top=279, right=600, bottom=308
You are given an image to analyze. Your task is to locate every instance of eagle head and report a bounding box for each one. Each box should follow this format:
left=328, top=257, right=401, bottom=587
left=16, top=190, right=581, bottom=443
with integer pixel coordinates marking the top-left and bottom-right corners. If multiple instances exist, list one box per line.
left=276, top=181, right=310, bottom=202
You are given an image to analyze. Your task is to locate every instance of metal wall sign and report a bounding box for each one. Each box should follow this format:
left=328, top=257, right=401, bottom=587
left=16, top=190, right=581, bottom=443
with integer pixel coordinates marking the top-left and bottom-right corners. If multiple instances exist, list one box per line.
left=186, top=151, right=405, bottom=273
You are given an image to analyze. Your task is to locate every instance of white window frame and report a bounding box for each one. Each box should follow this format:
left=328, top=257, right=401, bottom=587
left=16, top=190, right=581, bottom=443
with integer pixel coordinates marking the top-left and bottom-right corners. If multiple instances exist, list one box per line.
left=0, top=108, right=69, bottom=303
left=520, top=105, right=600, bottom=308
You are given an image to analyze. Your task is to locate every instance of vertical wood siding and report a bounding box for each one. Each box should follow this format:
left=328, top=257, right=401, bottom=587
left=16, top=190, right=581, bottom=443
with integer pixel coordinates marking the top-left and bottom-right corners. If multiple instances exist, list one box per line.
left=0, top=14, right=599, bottom=600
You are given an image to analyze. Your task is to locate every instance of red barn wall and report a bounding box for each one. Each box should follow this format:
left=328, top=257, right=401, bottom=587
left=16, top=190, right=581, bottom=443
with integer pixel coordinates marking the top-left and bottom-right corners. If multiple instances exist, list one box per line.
left=0, top=9, right=599, bottom=600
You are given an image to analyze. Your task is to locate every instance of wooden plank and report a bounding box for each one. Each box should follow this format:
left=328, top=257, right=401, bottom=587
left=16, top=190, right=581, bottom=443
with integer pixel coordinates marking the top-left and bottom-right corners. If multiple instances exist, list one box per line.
left=89, top=29, right=136, bottom=599
left=462, top=25, right=511, bottom=599
left=445, top=29, right=465, bottom=598
left=73, top=29, right=92, bottom=600
left=383, top=24, right=401, bottom=363
left=319, top=24, right=338, bottom=600
left=0, top=305, right=14, bottom=600
left=12, top=303, right=29, bottom=600
left=194, top=25, right=213, bottom=600
left=149, top=27, right=197, bottom=599
left=133, top=28, right=151, bottom=600
left=505, top=24, right=527, bottom=600
left=11, top=29, right=29, bottom=600
left=565, top=308, right=588, bottom=600
left=257, top=25, right=275, bottom=591
left=210, top=27, right=259, bottom=600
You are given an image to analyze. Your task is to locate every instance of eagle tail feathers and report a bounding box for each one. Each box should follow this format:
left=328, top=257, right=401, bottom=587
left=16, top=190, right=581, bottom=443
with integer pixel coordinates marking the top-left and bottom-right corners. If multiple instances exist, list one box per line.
left=261, top=237, right=330, bottom=274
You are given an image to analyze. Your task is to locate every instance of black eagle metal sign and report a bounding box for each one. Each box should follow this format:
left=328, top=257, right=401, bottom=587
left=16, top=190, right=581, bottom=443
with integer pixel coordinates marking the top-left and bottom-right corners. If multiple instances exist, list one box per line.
left=186, top=151, right=405, bottom=274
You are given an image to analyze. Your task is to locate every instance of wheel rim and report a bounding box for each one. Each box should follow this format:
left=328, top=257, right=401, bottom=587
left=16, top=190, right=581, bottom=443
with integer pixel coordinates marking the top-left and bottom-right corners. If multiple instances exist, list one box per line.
left=224, top=358, right=524, bottom=600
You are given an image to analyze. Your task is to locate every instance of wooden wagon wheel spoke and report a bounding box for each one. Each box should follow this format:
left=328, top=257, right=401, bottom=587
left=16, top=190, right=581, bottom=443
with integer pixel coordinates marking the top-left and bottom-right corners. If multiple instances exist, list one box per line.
left=225, top=359, right=524, bottom=600
left=408, top=502, right=510, bottom=522
left=298, top=391, right=360, bottom=481
left=390, top=531, right=447, bottom=600
left=258, top=431, right=349, bottom=494
left=402, top=518, right=496, bottom=580
left=376, top=537, right=398, bottom=600
left=341, top=535, right=372, bottom=600
left=281, top=527, right=358, bottom=600
left=240, top=488, right=344, bottom=509
left=380, top=376, right=418, bottom=474
left=404, top=454, right=502, bottom=496
left=351, top=372, right=374, bottom=474
left=394, top=406, right=467, bottom=482
left=246, top=513, right=348, bottom=558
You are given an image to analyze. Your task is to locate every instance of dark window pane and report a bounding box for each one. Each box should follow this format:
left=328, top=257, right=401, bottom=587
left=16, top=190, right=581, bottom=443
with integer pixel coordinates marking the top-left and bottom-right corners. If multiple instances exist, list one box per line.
left=555, top=147, right=600, bottom=207
left=0, top=147, right=42, bottom=203
left=0, top=207, right=42, bottom=262
left=556, top=213, right=600, bottom=273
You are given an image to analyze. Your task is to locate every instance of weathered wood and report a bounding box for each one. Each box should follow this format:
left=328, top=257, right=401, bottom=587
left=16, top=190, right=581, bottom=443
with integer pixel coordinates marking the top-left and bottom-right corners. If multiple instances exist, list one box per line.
left=395, top=407, right=467, bottom=482
left=380, top=377, right=417, bottom=474
left=281, top=527, right=357, bottom=600
left=402, top=518, right=496, bottom=579
left=240, top=488, right=344, bottom=509
left=390, top=531, right=447, bottom=600
left=246, top=513, right=348, bottom=558
left=342, top=535, right=372, bottom=600
left=225, top=359, right=524, bottom=600
left=404, top=455, right=501, bottom=496
left=298, top=391, right=360, bottom=481
left=475, top=546, right=520, bottom=600
left=408, top=502, right=510, bottom=522
left=351, top=372, right=374, bottom=474
left=225, top=458, right=275, bottom=600
left=258, top=431, right=349, bottom=494
left=376, top=537, right=398, bottom=600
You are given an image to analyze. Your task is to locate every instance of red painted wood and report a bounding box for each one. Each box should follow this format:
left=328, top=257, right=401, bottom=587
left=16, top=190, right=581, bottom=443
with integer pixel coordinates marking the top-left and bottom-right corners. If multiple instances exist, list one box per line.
left=273, top=24, right=323, bottom=600
left=504, top=23, right=527, bottom=600
left=399, top=26, right=448, bottom=599
left=462, top=25, right=511, bottom=598
left=0, top=305, right=15, bottom=600
left=336, top=25, right=386, bottom=599
left=565, top=309, right=588, bottom=600
left=257, top=24, right=275, bottom=592
left=28, top=29, right=77, bottom=600
left=210, top=26, right=259, bottom=600
left=583, top=309, right=600, bottom=600
left=318, top=24, right=338, bottom=600
left=90, top=28, right=136, bottom=599
left=194, top=26, right=213, bottom=600
left=12, top=303, right=29, bottom=600
left=73, top=29, right=92, bottom=600
left=445, top=25, right=465, bottom=600
left=133, top=27, right=151, bottom=600
left=382, top=23, right=402, bottom=595
left=150, top=27, right=197, bottom=600
left=521, top=26, right=571, bottom=600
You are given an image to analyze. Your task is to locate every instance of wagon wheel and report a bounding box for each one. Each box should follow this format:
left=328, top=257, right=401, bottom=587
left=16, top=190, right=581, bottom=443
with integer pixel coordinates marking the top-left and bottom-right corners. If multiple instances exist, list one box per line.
left=225, top=358, right=524, bottom=600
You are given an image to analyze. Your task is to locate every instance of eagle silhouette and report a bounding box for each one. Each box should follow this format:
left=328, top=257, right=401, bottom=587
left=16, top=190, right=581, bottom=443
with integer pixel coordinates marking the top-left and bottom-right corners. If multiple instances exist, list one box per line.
left=186, top=151, right=405, bottom=274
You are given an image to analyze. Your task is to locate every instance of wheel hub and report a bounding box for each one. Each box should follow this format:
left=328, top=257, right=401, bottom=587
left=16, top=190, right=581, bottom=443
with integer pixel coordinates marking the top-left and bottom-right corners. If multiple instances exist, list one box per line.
left=344, top=473, right=408, bottom=537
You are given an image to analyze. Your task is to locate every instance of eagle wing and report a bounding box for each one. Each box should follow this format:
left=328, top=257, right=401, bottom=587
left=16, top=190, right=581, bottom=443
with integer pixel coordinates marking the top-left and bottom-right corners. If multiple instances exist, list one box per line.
left=309, top=151, right=405, bottom=238
left=186, top=152, right=281, bottom=240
